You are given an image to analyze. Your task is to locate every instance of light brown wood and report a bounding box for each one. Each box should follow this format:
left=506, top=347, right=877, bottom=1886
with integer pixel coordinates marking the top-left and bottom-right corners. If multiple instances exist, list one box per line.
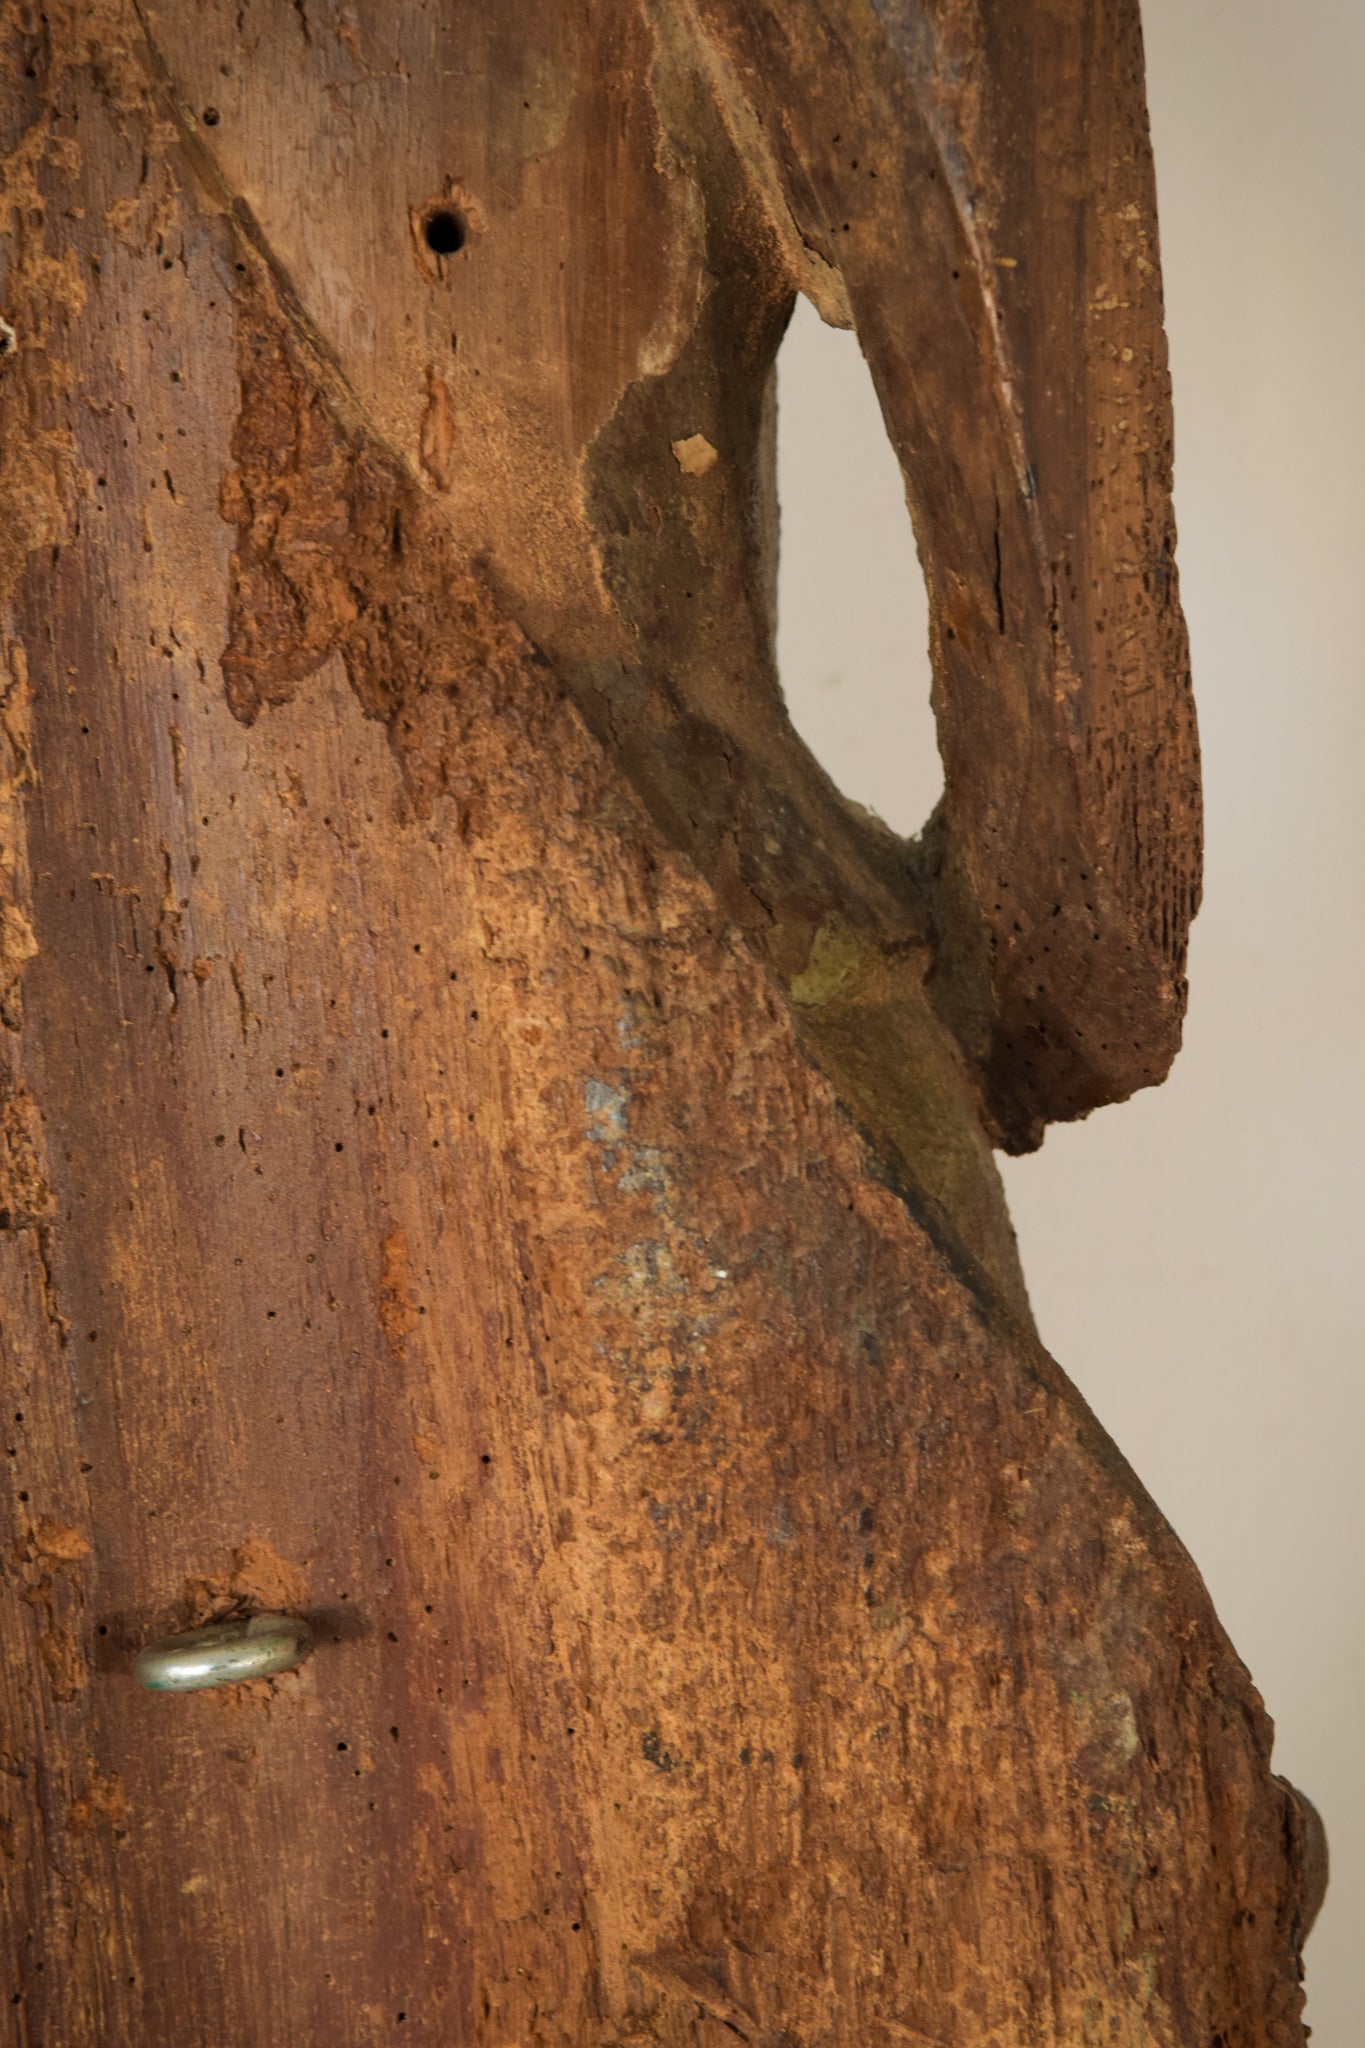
left=0, top=2, right=1318, bottom=2042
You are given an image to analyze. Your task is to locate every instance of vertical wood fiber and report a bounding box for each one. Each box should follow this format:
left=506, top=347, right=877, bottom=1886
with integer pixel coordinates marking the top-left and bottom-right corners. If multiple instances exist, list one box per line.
left=0, top=3, right=1316, bottom=2042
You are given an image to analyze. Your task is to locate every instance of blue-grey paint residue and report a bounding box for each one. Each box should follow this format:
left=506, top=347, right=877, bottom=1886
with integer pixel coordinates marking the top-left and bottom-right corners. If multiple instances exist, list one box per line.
left=584, top=1077, right=670, bottom=1201
left=616, top=995, right=649, bottom=1049
left=584, top=1077, right=629, bottom=1145
left=619, top=1149, right=669, bottom=1197
left=581, top=1073, right=737, bottom=1415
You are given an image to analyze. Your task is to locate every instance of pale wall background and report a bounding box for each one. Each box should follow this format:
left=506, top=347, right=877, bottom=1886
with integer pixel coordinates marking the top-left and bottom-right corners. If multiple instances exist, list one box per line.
left=775, top=2, right=1363, bottom=2036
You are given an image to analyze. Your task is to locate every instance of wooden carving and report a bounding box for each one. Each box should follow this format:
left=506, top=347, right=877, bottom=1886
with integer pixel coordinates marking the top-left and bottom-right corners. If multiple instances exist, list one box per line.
left=0, top=2, right=1323, bottom=2043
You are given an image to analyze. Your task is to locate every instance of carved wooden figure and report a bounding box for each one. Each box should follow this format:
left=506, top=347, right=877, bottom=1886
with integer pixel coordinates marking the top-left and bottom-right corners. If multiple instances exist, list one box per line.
left=0, top=1, right=1324, bottom=2042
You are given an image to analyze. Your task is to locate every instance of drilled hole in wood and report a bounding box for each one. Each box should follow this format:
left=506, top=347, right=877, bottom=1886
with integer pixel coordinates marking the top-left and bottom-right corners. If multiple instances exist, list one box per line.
left=423, top=208, right=466, bottom=257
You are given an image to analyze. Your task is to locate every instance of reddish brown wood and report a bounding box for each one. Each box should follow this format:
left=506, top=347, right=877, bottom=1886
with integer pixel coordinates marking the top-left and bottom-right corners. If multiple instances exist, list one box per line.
left=682, top=0, right=1202, bottom=1153
left=0, top=3, right=1317, bottom=2043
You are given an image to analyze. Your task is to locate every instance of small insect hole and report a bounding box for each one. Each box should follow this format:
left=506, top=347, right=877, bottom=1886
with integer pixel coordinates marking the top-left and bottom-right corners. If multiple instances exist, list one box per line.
left=423, top=208, right=466, bottom=256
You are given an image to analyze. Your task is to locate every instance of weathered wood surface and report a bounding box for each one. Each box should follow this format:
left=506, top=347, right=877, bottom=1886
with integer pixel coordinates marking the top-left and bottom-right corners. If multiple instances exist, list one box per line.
left=0, top=2, right=1316, bottom=2044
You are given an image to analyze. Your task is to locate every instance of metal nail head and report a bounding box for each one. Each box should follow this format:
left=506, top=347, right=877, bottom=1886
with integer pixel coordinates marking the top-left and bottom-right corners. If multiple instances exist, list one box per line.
left=135, top=1612, right=313, bottom=1692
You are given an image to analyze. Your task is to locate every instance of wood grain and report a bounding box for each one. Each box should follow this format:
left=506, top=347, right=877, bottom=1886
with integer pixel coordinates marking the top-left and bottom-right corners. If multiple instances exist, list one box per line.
left=0, top=3, right=1312, bottom=2043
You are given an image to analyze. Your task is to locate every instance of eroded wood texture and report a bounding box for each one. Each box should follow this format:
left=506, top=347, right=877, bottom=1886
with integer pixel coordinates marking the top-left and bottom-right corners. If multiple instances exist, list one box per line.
left=0, top=3, right=1313, bottom=2045
left=682, top=0, right=1202, bottom=1152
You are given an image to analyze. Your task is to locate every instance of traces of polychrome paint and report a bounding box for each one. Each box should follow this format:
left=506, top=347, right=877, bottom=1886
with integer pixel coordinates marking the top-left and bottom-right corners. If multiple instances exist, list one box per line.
left=584, top=1076, right=630, bottom=1146
left=614, top=1237, right=685, bottom=1299
left=1069, top=1687, right=1142, bottom=1768
left=616, top=993, right=651, bottom=1049
left=582, top=1074, right=736, bottom=1422
left=619, top=1150, right=669, bottom=1197
left=584, top=1074, right=673, bottom=1204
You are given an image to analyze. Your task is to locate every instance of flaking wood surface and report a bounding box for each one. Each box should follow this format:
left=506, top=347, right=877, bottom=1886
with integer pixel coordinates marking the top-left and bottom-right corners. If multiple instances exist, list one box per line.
left=0, top=2, right=1314, bottom=2044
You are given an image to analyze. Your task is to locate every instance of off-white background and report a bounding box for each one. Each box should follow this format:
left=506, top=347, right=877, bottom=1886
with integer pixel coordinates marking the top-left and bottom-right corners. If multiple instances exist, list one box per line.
left=776, top=3, right=1362, bottom=2036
